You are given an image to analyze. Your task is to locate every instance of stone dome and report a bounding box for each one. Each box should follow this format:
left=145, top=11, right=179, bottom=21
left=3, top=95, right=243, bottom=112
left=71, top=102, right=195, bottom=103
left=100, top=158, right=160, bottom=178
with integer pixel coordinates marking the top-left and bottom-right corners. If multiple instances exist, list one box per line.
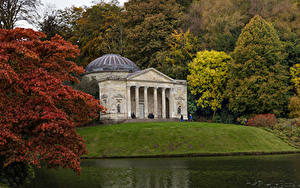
left=85, top=54, right=140, bottom=73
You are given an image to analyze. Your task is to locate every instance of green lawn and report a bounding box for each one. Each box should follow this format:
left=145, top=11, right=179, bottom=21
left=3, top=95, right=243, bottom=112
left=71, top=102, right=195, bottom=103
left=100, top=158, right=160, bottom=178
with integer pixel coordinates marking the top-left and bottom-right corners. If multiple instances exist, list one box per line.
left=77, top=122, right=299, bottom=157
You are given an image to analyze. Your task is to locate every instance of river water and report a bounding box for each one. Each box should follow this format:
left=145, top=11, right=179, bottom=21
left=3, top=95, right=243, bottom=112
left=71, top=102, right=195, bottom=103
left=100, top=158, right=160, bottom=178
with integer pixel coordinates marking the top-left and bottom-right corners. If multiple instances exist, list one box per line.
left=24, top=154, right=300, bottom=188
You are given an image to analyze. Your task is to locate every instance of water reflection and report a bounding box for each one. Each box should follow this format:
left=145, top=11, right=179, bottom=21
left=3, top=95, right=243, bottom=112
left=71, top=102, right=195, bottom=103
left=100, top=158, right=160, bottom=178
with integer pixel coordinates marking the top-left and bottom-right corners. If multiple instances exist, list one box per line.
left=24, top=154, right=300, bottom=188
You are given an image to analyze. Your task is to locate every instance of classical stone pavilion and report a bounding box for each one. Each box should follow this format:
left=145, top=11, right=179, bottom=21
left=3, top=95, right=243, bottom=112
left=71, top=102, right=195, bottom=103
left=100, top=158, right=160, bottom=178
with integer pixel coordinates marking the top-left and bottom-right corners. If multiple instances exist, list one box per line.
left=82, top=54, right=187, bottom=120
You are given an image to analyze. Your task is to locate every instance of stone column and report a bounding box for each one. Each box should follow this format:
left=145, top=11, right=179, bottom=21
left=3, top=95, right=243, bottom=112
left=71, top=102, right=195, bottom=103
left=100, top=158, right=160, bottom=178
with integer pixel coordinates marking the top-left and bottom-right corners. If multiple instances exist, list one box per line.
left=144, top=87, right=148, bottom=118
left=99, top=83, right=102, bottom=120
left=154, top=87, right=158, bottom=119
left=135, top=86, right=139, bottom=118
left=170, top=88, right=174, bottom=118
left=162, top=88, right=166, bottom=119
left=127, top=86, right=131, bottom=119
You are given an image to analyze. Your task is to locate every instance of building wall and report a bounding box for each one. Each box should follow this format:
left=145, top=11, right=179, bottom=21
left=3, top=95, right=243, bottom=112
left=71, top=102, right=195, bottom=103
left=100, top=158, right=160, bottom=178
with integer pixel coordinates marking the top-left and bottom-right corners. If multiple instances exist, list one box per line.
left=99, top=80, right=127, bottom=120
left=173, top=84, right=188, bottom=119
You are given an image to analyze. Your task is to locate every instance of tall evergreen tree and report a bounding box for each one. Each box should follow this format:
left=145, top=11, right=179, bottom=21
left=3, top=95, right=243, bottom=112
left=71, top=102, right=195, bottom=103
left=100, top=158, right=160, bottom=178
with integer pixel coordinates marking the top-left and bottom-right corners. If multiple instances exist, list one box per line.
left=183, top=0, right=299, bottom=52
left=226, top=15, right=291, bottom=117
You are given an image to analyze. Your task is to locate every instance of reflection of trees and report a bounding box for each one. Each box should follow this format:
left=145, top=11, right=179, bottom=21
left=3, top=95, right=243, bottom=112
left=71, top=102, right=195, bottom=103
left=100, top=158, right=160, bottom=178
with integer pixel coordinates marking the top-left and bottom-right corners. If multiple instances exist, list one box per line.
left=94, top=162, right=190, bottom=187
left=25, top=156, right=300, bottom=187
left=79, top=157, right=300, bottom=187
left=88, top=159, right=189, bottom=188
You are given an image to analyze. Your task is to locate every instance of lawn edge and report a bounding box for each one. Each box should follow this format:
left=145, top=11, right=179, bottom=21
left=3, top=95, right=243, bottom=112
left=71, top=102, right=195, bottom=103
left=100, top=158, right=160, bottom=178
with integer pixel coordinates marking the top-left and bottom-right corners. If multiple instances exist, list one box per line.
left=80, top=150, right=300, bottom=159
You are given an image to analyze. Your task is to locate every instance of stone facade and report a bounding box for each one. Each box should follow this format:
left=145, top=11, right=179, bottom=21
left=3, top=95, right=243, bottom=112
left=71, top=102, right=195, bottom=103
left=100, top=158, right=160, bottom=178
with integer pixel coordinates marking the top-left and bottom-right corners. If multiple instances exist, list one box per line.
left=82, top=55, right=188, bottom=121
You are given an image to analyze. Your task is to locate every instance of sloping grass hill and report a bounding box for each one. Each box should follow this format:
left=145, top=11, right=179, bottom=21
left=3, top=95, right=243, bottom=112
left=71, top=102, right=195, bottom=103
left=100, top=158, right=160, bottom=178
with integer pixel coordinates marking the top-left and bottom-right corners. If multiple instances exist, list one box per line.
left=77, top=122, right=298, bottom=157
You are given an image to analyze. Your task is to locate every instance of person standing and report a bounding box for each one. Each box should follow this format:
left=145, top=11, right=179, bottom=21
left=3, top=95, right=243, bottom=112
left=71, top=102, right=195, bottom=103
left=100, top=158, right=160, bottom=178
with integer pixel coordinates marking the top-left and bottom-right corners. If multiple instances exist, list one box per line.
left=189, top=114, right=193, bottom=121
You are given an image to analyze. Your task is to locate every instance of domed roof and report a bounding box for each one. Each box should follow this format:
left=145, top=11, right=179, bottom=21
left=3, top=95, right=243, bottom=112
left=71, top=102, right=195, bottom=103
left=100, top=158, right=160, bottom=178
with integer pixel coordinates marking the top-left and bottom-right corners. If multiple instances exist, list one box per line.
left=85, top=54, right=140, bottom=73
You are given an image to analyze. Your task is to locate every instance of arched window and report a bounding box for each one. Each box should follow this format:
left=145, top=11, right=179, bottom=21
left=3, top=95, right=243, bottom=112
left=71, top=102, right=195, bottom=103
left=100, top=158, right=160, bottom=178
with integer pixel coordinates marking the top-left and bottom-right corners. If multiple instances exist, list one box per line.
left=117, top=104, right=121, bottom=113
left=177, top=106, right=181, bottom=114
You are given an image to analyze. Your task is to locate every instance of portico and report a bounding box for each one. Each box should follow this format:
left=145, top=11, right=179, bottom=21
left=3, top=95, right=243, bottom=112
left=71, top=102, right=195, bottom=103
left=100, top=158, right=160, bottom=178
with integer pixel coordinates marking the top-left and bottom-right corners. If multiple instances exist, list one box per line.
left=127, top=85, right=173, bottom=119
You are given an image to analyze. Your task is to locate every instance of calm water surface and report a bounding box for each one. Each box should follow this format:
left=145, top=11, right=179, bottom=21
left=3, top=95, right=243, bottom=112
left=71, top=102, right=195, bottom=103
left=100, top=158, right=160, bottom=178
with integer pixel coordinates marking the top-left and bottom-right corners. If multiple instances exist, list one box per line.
left=24, top=154, right=300, bottom=188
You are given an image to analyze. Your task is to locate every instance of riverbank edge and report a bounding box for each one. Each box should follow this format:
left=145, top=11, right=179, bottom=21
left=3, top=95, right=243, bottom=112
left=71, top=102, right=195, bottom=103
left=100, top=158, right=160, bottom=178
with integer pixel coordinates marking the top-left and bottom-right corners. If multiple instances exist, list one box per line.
left=80, top=150, right=300, bottom=159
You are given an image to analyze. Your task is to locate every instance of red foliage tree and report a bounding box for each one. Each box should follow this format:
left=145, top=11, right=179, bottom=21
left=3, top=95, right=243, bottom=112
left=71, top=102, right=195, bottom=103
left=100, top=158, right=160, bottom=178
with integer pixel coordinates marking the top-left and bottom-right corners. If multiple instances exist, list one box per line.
left=0, top=28, right=105, bottom=173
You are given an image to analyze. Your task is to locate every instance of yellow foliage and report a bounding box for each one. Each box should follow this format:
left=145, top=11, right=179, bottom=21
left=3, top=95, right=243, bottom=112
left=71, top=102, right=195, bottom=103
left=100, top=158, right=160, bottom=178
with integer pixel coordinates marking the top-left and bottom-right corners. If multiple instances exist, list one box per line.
left=187, top=50, right=232, bottom=112
left=291, top=64, right=300, bottom=88
left=289, top=64, right=300, bottom=118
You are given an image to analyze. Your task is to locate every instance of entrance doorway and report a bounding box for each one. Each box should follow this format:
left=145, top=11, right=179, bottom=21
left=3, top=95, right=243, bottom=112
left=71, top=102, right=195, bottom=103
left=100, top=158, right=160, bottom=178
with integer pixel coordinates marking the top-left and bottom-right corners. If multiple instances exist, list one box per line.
left=166, top=98, right=169, bottom=118
left=139, top=104, right=144, bottom=118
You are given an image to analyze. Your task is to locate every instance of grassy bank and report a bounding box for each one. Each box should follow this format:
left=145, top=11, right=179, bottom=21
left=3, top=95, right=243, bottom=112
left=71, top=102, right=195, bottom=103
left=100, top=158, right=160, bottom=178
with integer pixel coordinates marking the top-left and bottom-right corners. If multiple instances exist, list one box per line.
left=77, top=122, right=299, bottom=158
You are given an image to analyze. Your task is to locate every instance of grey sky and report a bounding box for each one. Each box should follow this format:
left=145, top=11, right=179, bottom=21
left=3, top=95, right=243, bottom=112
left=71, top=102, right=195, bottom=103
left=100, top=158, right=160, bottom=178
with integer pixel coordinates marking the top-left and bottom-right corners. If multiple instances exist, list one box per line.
left=42, top=0, right=126, bottom=10
left=42, top=0, right=93, bottom=10
left=16, top=0, right=127, bottom=28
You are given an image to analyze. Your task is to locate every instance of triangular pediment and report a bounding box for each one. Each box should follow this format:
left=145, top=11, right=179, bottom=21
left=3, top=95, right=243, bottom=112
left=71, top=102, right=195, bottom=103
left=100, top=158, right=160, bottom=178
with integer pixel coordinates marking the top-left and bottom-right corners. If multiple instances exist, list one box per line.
left=127, top=68, right=174, bottom=82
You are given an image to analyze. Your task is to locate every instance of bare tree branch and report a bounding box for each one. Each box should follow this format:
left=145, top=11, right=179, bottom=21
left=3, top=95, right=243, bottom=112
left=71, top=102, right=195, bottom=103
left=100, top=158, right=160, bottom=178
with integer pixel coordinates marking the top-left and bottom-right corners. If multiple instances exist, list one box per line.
left=0, top=0, right=41, bottom=29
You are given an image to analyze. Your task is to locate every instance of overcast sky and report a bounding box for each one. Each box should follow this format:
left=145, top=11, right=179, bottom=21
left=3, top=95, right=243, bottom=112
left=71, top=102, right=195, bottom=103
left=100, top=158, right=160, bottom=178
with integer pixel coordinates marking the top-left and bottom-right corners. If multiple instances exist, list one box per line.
left=42, top=0, right=93, bottom=10
left=16, top=0, right=127, bottom=28
left=42, top=0, right=127, bottom=10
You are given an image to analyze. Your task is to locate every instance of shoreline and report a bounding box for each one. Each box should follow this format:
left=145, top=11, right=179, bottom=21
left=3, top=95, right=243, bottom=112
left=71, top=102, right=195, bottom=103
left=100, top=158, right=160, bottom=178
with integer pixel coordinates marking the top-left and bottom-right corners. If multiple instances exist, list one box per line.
left=81, top=150, right=300, bottom=159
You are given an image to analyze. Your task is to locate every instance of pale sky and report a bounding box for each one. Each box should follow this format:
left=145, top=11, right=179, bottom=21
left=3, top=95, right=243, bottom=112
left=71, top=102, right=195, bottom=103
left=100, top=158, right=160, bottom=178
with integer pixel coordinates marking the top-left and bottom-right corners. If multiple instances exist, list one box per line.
left=42, top=0, right=127, bottom=10
left=42, top=0, right=93, bottom=10
left=16, top=0, right=127, bottom=29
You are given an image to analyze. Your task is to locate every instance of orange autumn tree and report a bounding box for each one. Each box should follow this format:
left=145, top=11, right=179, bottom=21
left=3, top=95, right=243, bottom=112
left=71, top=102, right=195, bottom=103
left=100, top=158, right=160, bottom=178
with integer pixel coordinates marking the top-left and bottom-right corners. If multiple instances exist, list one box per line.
left=0, top=28, right=104, bottom=179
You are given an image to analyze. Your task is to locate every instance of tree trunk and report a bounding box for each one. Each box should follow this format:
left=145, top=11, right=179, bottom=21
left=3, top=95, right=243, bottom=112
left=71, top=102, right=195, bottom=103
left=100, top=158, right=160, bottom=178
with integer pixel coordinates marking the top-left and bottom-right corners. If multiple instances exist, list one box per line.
left=212, top=110, right=216, bottom=121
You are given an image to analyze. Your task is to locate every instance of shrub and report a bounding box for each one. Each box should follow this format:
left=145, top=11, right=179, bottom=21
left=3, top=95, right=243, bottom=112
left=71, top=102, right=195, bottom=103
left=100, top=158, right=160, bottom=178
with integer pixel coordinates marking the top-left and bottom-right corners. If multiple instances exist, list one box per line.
left=292, top=118, right=300, bottom=127
left=247, top=114, right=278, bottom=127
left=237, top=116, right=249, bottom=125
left=268, top=118, right=300, bottom=148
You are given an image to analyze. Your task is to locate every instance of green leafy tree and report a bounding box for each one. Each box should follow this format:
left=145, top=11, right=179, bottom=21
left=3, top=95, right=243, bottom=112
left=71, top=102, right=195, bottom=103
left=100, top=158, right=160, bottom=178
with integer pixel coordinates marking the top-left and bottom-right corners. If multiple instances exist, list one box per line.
left=226, top=15, right=291, bottom=117
left=70, top=2, right=123, bottom=67
left=123, top=0, right=183, bottom=69
left=188, top=50, right=232, bottom=120
left=157, top=29, right=200, bottom=80
left=56, top=6, right=84, bottom=41
left=38, top=10, right=61, bottom=40
left=38, top=7, right=84, bottom=41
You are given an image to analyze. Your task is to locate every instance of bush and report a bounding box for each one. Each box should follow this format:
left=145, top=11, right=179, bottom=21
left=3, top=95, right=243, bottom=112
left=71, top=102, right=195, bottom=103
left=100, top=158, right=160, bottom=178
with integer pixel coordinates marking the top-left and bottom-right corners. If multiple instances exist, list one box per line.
left=268, top=118, right=300, bottom=148
left=0, top=158, right=34, bottom=187
left=237, top=116, right=249, bottom=125
left=247, top=114, right=278, bottom=127
left=292, top=118, right=300, bottom=127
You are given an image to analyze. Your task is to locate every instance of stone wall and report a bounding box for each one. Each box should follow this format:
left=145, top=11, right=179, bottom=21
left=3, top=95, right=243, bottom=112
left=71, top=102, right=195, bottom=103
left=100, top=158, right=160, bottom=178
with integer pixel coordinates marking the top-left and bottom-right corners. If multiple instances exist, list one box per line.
left=99, top=80, right=127, bottom=120
left=173, top=84, right=188, bottom=119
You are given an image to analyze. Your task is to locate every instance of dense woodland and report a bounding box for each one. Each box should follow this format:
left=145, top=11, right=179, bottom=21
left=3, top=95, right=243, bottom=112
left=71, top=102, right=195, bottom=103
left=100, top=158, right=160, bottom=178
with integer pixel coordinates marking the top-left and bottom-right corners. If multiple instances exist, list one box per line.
left=37, top=0, right=300, bottom=121
left=0, top=0, right=299, bottom=186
